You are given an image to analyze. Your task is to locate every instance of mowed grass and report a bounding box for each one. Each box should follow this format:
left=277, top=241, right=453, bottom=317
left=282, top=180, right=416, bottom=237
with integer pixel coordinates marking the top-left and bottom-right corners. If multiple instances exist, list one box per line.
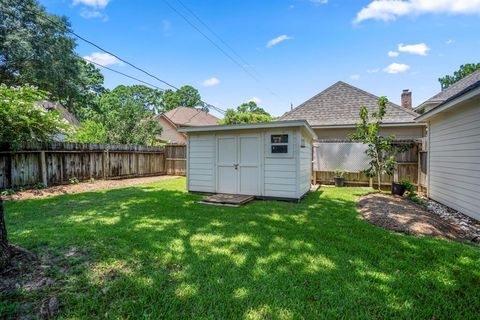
left=2, top=177, right=480, bottom=319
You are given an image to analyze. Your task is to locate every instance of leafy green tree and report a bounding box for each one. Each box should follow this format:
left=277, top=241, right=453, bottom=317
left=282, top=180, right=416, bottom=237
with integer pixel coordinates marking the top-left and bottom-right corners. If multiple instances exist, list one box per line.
left=0, top=84, right=72, bottom=150
left=72, top=120, right=107, bottom=143
left=160, top=85, right=205, bottom=112
left=0, top=0, right=82, bottom=110
left=348, top=97, right=408, bottom=190
left=220, top=101, right=273, bottom=125
left=439, top=63, right=480, bottom=90
left=75, top=85, right=163, bottom=145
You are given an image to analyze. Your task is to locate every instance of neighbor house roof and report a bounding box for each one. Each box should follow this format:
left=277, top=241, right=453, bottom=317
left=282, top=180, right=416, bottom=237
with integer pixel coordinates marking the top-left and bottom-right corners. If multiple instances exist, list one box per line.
left=416, top=69, right=480, bottom=112
left=279, top=81, right=420, bottom=127
left=416, top=77, right=480, bottom=122
left=162, top=106, right=219, bottom=127
left=36, top=101, right=81, bottom=127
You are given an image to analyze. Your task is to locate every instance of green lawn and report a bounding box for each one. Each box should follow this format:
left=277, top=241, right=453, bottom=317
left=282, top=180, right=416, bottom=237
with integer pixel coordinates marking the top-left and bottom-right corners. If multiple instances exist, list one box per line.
left=2, top=177, right=480, bottom=319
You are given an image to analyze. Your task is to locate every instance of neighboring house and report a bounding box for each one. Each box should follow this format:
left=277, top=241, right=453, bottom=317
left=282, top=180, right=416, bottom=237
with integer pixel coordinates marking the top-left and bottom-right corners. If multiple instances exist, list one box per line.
left=416, top=70, right=480, bottom=114
left=280, top=81, right=426, bottom=140
left=156, top=106, right=220, bottom=143
left=37, top=101, right=81, bottom=127
left=37, top=101, right=80, bottom=142
left=416, top=71, right=480, bottom=220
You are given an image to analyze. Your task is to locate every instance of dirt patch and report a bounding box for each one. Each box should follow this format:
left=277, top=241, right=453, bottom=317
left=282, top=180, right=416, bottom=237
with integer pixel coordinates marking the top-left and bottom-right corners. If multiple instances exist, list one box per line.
left=357, top=193, right=469, bottom=242
left=3, top=175, right=180, bottom=201
left=1, top=246, right=87, bottom=319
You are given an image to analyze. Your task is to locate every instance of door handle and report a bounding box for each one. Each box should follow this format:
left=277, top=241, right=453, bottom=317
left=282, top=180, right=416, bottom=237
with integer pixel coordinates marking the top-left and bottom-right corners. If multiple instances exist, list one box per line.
left=234, top=164, right=239, bottom=170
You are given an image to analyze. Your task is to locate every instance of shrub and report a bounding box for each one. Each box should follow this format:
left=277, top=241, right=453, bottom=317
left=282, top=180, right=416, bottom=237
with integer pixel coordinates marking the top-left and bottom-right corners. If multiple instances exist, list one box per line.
left=69, top=177, right=80, bottom=185
left=335, top=169, right=345, bottom=178
left=33, top=182, right=47, bottom=190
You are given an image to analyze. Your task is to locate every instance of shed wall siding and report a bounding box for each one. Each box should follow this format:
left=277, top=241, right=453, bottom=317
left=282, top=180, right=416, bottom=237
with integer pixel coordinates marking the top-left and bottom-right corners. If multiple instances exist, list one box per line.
left=263, top=130, right=298, bottom=199
left=428, top=99, right=480, bottom=220
left=187, top=134, right=215, bottom=193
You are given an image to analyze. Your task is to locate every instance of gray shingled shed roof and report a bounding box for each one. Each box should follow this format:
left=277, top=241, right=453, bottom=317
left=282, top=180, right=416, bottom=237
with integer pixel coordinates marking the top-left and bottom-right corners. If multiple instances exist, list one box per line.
left=418, top=69, right=480, bottom=107
left=280, top=81, right=419, bottom=127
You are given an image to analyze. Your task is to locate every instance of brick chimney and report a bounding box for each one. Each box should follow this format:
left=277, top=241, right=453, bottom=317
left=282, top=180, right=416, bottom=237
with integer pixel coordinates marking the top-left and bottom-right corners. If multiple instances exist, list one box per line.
left=401, top=89, right=412, bottom=109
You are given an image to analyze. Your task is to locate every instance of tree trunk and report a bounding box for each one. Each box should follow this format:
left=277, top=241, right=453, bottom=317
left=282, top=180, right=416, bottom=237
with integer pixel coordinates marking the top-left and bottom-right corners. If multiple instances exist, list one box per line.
left=377, top=172, right=381, bottom=191
left=0, top=198, right=10, bottom=269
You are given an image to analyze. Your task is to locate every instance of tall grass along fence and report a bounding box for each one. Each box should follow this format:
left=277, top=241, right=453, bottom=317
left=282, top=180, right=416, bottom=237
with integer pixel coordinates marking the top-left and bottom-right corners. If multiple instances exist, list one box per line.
left=0, top=142, right=186, bottom=189
left=313, top=139, right=427, bottom=191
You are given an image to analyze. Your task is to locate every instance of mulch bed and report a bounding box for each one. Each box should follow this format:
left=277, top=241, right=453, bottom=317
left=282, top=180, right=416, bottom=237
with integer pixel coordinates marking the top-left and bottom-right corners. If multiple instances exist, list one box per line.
left=357, top=193, right=470, bottom=242
left=3, top=175, right=179, bottom=201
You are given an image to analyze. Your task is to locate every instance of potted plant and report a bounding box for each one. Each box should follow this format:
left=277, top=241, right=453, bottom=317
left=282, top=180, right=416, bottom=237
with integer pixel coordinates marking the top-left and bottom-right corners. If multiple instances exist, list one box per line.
left=334, top=169, right=346, bottom=187
left=392, top=179, right=414, bottom=196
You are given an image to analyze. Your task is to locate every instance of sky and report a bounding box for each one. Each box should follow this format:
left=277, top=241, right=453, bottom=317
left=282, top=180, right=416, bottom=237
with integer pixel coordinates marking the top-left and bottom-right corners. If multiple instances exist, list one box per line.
left=39, top=0, right=480, bottom=118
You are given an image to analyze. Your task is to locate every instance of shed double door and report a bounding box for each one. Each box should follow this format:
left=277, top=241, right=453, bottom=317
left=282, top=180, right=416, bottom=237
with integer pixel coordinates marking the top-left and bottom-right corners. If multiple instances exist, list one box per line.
left=216, top=134, right=261, bottom=195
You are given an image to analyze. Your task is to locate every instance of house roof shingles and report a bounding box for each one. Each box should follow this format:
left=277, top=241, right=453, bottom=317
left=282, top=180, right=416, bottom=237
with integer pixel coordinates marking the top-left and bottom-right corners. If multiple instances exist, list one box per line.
left=163, top=106, right=219, bottom=127
left=419, top=69, right=480, bottom=107
left=280, top=81, right=419, bottom=127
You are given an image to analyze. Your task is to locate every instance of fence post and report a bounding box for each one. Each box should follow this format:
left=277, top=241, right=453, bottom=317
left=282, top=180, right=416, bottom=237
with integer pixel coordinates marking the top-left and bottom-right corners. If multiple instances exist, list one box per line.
left=103, top=149, right=109, bottom=179
left=40, top=151, right=48, bottom=186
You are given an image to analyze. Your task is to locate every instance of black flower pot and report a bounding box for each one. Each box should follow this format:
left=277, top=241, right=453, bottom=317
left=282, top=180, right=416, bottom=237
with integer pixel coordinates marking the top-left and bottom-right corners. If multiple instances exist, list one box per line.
left=391, top=182, right=406, bottom=196
left=334, top=177, right=345, bottom=187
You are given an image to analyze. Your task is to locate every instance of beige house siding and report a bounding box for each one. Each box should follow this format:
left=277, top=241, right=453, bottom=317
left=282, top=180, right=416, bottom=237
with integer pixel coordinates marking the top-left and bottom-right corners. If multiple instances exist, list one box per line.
left=428, top=99, right=480, bottom=220
left=157, top=117, right=186, bottom=143
left=298, top=131, right=313, bottom=197
left=314, top=125, right=425, bottom=140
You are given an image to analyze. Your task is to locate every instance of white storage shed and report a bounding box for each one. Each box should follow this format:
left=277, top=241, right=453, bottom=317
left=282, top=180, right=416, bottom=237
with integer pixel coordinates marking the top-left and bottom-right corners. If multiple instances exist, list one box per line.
left=178, top=120, right=317, bottom=200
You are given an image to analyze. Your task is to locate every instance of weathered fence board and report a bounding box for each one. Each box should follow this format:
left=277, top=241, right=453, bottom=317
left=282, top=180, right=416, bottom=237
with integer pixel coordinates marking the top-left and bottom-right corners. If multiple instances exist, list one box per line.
left=165, top=144, right=186, bottom=176
left=0, top=143, right=185, bottom=189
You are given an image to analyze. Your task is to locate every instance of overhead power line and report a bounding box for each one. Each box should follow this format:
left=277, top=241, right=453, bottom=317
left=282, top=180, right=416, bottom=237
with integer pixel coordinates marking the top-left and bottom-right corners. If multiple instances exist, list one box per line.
left=19, top=7, right=226, bottom=114
left=174, top=0, right=259, bottom=77
left=78, top=56, right=167, bottom=91
left=166, top=0, right=281, bottom=99
left=161, top=0, right=259, bottom=82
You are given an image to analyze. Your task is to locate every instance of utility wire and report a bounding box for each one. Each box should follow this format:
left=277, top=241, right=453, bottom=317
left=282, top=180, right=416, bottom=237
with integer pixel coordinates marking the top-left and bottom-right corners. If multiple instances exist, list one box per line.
left=78, top=56, right=167, bottom=91
left=19, top=7, right=226, bottom=114
left=175, top=0, right=258, bottom=77
left=161, top=0, right=260, bottom=82
left=169, top=0, right=281, bottom=99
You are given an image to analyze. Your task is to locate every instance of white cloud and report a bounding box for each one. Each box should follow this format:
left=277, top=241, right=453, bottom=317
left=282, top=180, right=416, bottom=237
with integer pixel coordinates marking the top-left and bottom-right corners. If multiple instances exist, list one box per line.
left=266, top=35, right=293, bottom=48
left=367, top=68, right=380, bottom=73
left=355, top=0, right=480, bottom=23
left=445, top=39, right=455, bottom=44
left=73, top=0, right=110, bottom=8
left=350, top=74, right=360, bottom=80
left=249, top=97, right=262, bottom=104
left=388, top=50, right=399, bottom=57
left=202, top=77, right=220, bottom=87
left=83, top=52, right=121, bottom=66
left=79, top=8, right=108, bottom=20
left=383, top=63, right=410, bottom=74
left=398, top=43, right=430, bottom=55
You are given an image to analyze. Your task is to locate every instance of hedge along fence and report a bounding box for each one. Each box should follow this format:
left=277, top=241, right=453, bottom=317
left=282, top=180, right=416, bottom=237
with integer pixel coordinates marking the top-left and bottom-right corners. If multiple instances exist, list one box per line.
left=313, top=140, right=427, bottom=190
left=0, top=142, right=186, bottom=189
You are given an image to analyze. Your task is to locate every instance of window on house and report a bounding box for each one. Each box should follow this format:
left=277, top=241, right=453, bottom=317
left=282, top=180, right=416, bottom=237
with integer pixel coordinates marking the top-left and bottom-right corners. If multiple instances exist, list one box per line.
left=271, top=134, right=289, bottom=154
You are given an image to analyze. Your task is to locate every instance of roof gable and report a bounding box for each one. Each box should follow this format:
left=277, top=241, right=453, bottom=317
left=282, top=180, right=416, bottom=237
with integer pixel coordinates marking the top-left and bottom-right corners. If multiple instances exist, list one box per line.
left=418, top=69, right=480, bottom=108
left=163, top=106, right=219, bottom=126
left=280, top=81, right=418, bottom=126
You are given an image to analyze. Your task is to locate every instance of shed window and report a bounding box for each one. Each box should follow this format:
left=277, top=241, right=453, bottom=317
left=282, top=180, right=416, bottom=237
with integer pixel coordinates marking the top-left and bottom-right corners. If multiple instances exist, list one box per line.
left=271, top=134, right=288, bottom=144
left=270, top=134, right=289, bottom=154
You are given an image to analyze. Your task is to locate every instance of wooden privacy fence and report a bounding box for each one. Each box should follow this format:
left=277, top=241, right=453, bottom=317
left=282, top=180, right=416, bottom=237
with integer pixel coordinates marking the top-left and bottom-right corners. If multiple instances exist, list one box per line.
left=313, top=140, right=427, bottom=191
left=165, top=144, right=186, bottom=176
left=0, top=142, right=187, bottom=189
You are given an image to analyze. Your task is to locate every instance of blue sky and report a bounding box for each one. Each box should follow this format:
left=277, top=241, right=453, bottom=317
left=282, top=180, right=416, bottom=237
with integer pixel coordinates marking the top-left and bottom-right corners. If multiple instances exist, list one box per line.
left=40, top=0, right=480, bottom=117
